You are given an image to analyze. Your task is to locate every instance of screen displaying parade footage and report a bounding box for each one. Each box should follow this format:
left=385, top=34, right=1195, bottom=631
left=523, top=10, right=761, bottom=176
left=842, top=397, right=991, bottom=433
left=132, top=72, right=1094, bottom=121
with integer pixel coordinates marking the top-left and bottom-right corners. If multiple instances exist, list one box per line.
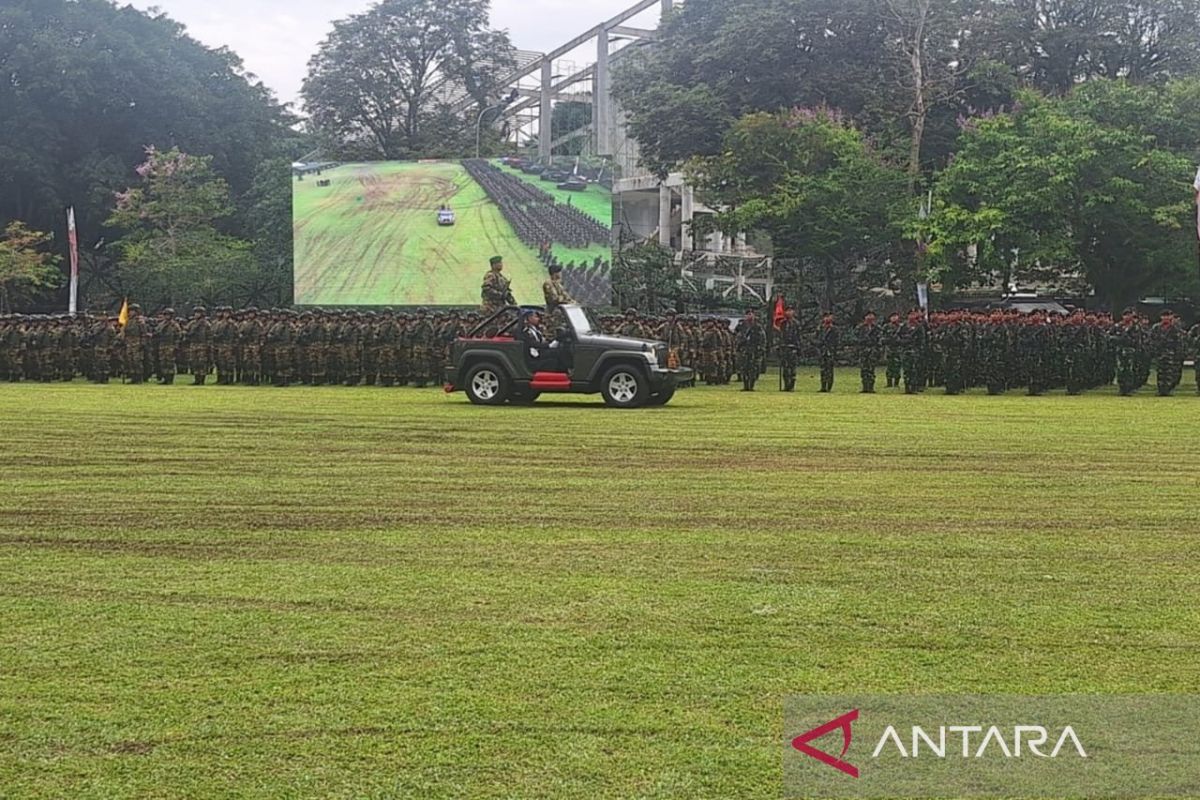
left=292, top=158, right=614, bottom=307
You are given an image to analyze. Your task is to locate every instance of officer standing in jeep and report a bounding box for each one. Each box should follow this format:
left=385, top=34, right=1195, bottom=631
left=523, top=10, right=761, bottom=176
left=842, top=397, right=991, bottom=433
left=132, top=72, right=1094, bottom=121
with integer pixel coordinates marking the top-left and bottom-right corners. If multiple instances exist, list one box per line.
left=481, top=256, right=516, bottom=314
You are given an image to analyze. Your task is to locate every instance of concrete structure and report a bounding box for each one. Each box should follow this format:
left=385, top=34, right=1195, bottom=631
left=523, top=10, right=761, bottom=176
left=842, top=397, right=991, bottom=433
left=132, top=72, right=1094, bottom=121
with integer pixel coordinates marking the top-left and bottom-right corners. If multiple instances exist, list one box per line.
left=466, top=0, right=775, bottom=302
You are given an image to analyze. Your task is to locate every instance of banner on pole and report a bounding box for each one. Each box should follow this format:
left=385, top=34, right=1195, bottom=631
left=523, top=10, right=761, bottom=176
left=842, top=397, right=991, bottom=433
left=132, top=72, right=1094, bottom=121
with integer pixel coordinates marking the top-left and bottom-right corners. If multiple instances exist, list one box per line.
left=67, top=207, right=79, bottom=316
left=916, top=282, right=929, bottom=312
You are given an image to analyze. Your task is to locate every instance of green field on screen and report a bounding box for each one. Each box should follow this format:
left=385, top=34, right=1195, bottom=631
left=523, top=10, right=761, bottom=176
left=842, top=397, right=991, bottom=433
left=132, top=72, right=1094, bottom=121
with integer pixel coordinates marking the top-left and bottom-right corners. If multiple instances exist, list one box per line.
left=293, top=161, right=612, bottom=307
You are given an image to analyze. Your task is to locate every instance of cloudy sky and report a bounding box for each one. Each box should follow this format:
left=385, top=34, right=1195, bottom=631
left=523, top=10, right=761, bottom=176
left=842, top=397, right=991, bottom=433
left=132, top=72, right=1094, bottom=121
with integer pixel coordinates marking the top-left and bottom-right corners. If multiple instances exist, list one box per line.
left=128, top=0, right=661, bottom=109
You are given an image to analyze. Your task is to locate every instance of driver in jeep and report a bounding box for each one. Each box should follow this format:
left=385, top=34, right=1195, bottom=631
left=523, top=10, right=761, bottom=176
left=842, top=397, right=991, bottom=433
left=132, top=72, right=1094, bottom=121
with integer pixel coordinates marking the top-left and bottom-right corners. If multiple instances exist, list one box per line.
left=516, top=310, right=569, bottom=372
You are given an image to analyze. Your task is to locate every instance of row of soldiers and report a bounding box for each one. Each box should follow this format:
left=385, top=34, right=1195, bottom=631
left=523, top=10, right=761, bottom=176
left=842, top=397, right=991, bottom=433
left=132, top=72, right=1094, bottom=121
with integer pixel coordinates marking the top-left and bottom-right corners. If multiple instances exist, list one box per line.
left=0, top=306, right=490, bottom=387
left=5, top=303, right=1198, bottom=397
left=762, top=307, right=1200, bottom=396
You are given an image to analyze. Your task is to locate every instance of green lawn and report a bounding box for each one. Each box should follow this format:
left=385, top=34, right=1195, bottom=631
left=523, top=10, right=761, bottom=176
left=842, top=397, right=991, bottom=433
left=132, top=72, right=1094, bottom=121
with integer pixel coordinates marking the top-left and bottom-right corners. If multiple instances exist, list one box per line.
left=293, top=161, right=548, bottom=307
left=2, top=373, right=1198, bottom=798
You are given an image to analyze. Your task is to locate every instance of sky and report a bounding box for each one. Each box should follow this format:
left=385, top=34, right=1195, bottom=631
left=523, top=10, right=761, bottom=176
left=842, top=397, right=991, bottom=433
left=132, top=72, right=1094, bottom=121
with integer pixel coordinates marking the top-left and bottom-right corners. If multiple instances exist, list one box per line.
left=127, top=0, right=663, bottom=110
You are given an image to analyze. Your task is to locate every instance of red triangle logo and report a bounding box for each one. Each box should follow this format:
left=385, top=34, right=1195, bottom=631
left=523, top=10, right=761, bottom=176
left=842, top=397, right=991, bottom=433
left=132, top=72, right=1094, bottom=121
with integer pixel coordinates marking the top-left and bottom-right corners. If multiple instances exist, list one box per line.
left=791, top=709, right=859, bottom=778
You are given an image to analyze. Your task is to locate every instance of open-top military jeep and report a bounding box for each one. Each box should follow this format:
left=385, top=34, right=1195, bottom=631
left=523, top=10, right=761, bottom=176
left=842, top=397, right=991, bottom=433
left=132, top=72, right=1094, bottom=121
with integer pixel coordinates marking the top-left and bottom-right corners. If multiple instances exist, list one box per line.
left=444, top=304, right=693, bottom=408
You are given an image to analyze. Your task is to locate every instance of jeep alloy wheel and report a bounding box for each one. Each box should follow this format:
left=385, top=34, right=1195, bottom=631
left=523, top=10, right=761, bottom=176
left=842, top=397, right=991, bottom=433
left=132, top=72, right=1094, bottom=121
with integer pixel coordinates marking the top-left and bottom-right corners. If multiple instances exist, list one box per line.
left=466, top=364, right=509, bottom=405
left=601, top=367, right=645, bottom=408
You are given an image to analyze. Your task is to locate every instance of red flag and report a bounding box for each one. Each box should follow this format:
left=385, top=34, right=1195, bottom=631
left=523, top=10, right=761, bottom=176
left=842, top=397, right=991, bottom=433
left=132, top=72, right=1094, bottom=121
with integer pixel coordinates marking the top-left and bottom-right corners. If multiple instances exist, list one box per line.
left=772, top=295, right=786, bottom=331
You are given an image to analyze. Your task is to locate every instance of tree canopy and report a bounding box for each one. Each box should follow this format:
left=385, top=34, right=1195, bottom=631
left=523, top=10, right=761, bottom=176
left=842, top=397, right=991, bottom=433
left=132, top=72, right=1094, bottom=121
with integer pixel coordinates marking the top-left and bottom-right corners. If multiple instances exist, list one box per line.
left=302, top=0, right=515, bottom=159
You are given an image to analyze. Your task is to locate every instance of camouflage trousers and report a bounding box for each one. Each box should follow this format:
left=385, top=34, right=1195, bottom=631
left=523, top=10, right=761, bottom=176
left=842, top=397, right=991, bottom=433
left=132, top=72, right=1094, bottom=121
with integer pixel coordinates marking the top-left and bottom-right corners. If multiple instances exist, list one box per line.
left=859, top=357, right=876, bottom=393
left=376, top=345, right=399, bottom=386
left=189, top=344, right=211, bottom=382
left=93, top=346, right=111, bottom=383
left=0, top=350, right=13, bottom=381
left=1116, top=350, right=1139, bottom=395
left=819, top=355, right=835, bottom=392
left=124, top=344, right=146, bottom=383
left=1156, top=355, right=1183, bottom=396
left=885, top=351, right=902, bottom=386
left=214, top=344, right=237, bottom=384
left=410, top=346, right=432, bottom=384
left=305, top=345, right=327, bottom=384
left=270, top=344, right=293, bottom=385
left=339, top=344, right=360, bottom=384
left=240, top=345, right=261, bottom=384
left=157, top=344, right=177, bottom=381
left=778, top=347, right=798, bottom=391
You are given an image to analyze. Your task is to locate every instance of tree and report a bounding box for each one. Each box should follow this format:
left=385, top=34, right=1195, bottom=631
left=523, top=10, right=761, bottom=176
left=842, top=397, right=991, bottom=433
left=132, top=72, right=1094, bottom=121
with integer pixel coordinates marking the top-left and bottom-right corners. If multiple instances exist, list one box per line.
left=980, top=0, right=1200, bottom=94
left=0, top=222, right=60, bottom=312
left=106, top=147, right=253, bottom=307
left=302, top=0, right=515, bottom=159
left=613, top=0, right=893, bottom=177
left=0, top=0, right=295, bottom=304
left=922, top=81, right=1200, bottom=308
left=688, top=108, right=910, bottom=308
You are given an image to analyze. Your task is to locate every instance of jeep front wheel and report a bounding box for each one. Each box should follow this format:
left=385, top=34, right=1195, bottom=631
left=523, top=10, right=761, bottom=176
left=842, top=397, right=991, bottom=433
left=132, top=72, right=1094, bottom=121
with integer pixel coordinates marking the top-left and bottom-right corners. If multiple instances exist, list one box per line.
left=601, top=366, right=646, bottom=408
left=465, top=364, right=510, bottom=405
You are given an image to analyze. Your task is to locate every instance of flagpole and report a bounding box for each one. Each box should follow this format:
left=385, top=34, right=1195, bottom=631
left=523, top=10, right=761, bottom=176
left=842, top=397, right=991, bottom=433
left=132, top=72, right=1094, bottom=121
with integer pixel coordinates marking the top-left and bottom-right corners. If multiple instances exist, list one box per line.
left=66, top=207, right=79, bottom=316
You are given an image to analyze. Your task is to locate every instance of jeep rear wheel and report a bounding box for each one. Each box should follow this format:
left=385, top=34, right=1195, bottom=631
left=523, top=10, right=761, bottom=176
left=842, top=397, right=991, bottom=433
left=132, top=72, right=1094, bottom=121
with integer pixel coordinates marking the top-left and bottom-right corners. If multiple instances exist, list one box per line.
left=647, top=386, right=676, bottom=406
left=600, top=366, right=646, bottom=408
left=465, top=364, right=510, bottom=405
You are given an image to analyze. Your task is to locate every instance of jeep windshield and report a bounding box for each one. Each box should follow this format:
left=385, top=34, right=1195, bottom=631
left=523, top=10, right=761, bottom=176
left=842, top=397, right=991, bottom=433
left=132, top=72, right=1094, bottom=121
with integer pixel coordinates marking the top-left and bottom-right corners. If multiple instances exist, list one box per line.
left=566, top=306, right=601, bottom=336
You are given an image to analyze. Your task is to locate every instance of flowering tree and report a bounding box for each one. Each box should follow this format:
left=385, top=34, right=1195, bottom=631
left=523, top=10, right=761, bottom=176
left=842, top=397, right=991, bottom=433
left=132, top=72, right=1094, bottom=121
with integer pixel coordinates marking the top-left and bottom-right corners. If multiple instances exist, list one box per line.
left=107, top=146, right=253, bottom=306
left=0, top=222, right=60, bottom=312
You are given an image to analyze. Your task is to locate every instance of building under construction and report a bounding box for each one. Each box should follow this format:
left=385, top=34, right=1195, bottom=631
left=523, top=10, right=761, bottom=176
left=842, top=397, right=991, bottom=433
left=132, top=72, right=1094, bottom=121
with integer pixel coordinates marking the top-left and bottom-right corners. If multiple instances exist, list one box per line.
left=470, top=0, right=776, bottom=305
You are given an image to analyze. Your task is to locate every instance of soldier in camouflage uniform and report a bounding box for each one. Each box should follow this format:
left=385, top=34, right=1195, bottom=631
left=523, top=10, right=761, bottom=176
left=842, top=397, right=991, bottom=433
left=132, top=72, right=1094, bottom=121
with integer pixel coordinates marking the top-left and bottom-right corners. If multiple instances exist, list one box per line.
left=90, top=315, right=118, bottom=383
left=882, top=312, right=903, bottom=388
left=238, top=308, right=264, bottom=386
left=481, top=256, right=516, bottom=314
left=265, top=309, right=295, bottom=386
left=1149, top=310, right=1184, bottom=397
left=120, top=304, right=150, bottom=383
left=184, top=306, right=212, bottom=385
left=0, top=316, right=19, bottom=381
left=899, top=310, right=927, bottom=395
left=1061, top=309, right=1088, bottom=396
left=210, top=306, right=240, bottom=385
left=734, top=309, right=765, bottom=392
left=154, top=308, right=183, bottom=384
left=1110, top=309, right=1142, bottom=396
left=777, top=307, right=802, bottom=392
left=854, top=311, right=882, bottom=394
left=617, top=309, right=645, bottom=339
left=376, top=309, right=402, bottom=387
left=816, top=313, right=839, bottom=393
left=408, top=308, right=436, bottom=387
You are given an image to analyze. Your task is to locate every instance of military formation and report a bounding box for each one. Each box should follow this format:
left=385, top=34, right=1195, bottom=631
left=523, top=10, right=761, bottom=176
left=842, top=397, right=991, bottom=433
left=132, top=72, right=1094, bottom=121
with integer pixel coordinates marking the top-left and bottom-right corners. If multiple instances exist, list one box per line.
left=736, top=305, right=1200, bottom=397
left=0, top=305, right=486, bottom=387
left=3, top=299, right=1199, bottom=397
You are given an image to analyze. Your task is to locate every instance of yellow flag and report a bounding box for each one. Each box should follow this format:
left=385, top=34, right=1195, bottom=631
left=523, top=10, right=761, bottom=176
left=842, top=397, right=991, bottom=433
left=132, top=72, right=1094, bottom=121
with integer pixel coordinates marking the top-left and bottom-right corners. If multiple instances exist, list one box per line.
left=118, top=298, right=129, bottom=328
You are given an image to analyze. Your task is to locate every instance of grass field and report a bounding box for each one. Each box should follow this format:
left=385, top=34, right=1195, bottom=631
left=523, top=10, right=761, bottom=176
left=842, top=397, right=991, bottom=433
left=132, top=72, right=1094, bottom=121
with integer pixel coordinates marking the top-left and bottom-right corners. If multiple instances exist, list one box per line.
left=293, top=162, right=548, bottom=307
left=2, top=373, right=1199, bottom=798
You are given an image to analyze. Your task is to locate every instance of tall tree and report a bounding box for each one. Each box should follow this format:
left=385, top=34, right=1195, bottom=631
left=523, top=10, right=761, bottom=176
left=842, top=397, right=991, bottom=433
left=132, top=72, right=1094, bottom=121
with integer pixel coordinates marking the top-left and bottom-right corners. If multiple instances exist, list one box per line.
left=0, top=0, right=294, bottom=254
left=923, top=81, right=1200, bottom=308
left=106, top=147, right=253, bottom=307
left=688, top=108, right=909, bottom=306
left=980, top=0, right=1200, bottom=94
left=613, top=0, right=893, bottom=177
left=302, top=0, right=515, bottom=159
